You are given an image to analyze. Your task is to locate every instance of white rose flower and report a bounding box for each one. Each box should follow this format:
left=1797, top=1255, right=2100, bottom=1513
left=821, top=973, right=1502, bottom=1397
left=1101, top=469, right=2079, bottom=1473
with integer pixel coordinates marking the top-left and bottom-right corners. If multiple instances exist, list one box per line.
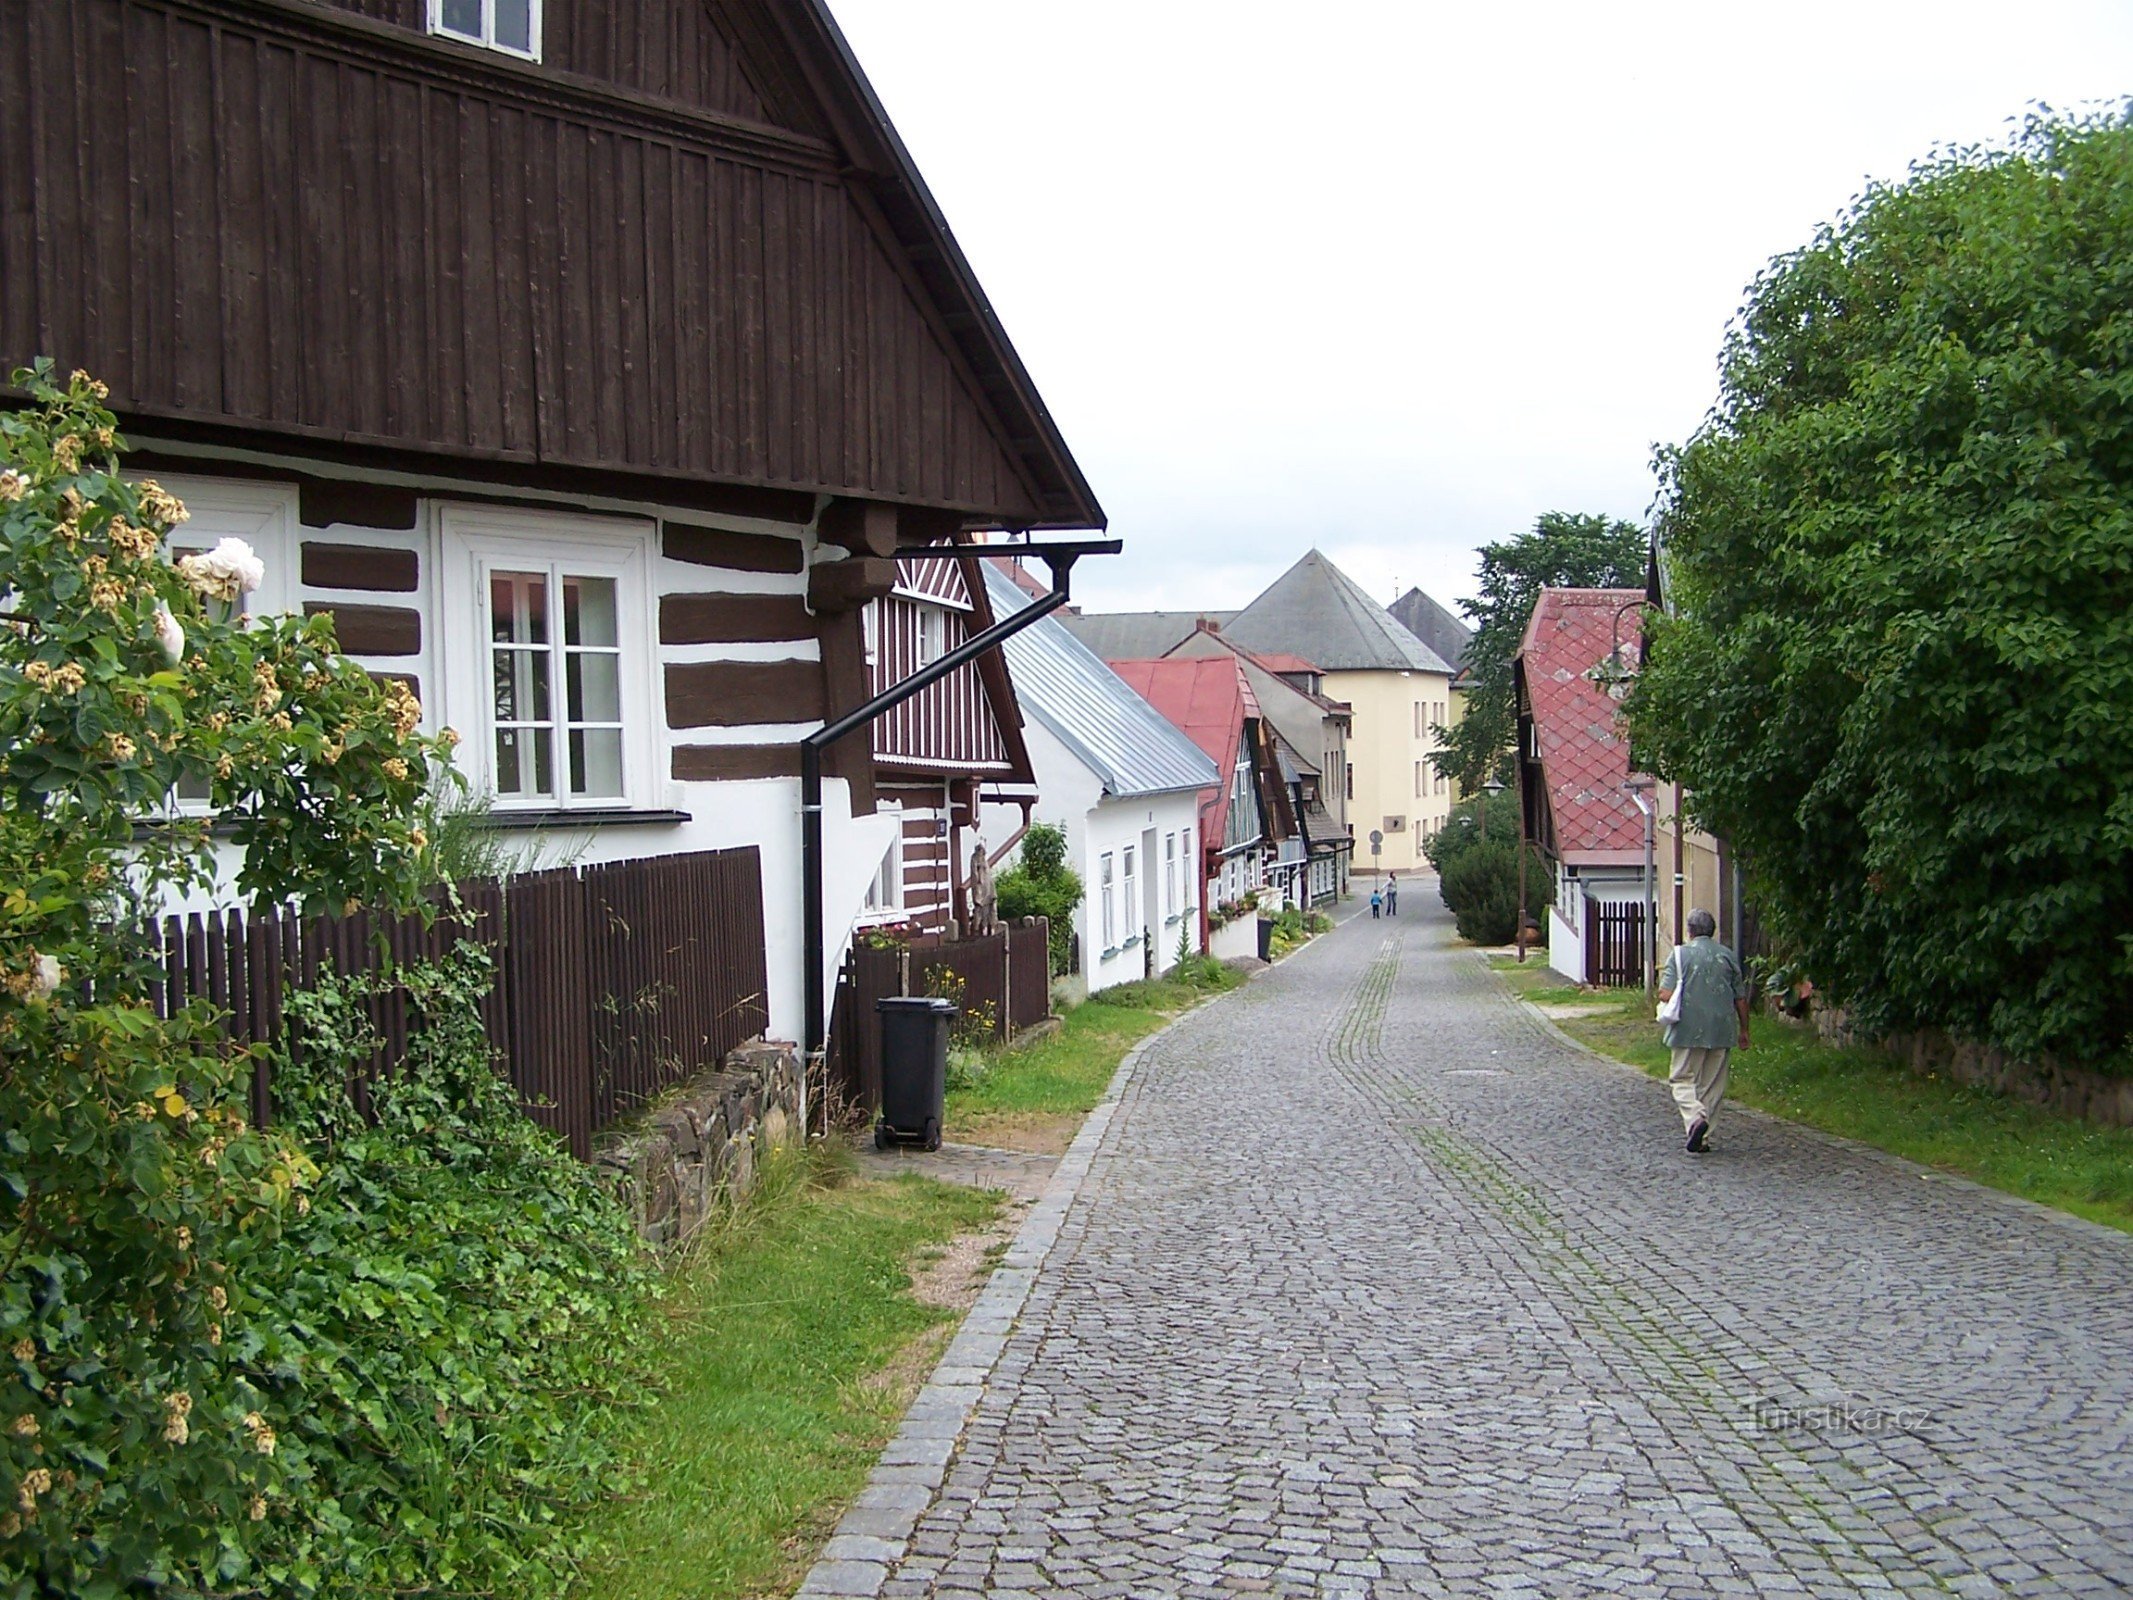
left=31, top=955, right=61, bottom=1000
left=176, top=537, right=265, bottom=603
left=152, top=603, right=186, bottom=665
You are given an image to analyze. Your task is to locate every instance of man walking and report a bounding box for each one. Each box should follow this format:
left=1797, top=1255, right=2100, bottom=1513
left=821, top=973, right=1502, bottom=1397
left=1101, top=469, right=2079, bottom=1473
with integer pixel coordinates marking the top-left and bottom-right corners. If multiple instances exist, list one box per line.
left=1385, top=873, right=1399, bottom=916
left=1657, top=908, right=1752, bottom=1153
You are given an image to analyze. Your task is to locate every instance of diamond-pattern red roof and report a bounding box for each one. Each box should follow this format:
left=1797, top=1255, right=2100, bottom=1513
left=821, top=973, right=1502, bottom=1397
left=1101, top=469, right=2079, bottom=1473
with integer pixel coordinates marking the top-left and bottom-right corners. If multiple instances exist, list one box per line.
left=1518, top=588, right=1647, bottom=862
left=1107, top=656, right=1247, bottom=847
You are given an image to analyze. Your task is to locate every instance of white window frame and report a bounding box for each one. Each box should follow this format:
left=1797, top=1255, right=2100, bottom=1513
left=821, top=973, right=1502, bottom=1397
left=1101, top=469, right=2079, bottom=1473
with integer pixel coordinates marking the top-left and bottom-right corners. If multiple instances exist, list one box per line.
left=146, top=477, right=300, bottom=814
left=437, top=506, right=657, bottom=814
left=146, top=475, right=299, bottom=621
left=1122, top=845, right=1139, bottom=948
left=1163, top=832, right=1178, bottom=922
left=428, top=0, right=542, bottom=61
left=862, top=804, right=905, bottom=919
left=917, top=604, right=947, bottom=667
left=1100, top=851, right=1117, bottom=954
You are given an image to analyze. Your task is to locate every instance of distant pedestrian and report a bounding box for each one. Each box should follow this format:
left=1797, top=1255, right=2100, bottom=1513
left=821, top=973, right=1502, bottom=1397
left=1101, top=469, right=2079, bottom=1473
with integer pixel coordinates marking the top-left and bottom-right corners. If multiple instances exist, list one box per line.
left=1657, top=908, right=1753, bottom=1153
left=1385, top=874, right=1399, bottom=916
left=1370, top=887, right=1383, bottom=919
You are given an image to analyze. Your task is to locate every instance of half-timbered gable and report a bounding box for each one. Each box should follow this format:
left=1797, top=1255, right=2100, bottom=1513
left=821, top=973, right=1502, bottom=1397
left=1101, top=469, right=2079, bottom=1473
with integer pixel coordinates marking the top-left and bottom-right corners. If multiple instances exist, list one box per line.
left=0, top=0, right=1104, bottom=1044
left=858, top=553, right=1034, bottom=935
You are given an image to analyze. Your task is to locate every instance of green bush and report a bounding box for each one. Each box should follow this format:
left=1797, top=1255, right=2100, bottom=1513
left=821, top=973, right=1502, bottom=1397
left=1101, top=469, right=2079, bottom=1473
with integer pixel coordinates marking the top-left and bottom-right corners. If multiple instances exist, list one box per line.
left=1438, top=839, right=1553, bottom=946
left=994, top=822, right=1083, bottom=976
left=0, top=366, right=647, bottom=1596
left=243, top=948, right=652, bottom=1595
left=1422, top=794, right=1519, bottom=872
left=0, top=365, right=454, bottom=1594
left=1631, top=111, right=2133, bottom=1064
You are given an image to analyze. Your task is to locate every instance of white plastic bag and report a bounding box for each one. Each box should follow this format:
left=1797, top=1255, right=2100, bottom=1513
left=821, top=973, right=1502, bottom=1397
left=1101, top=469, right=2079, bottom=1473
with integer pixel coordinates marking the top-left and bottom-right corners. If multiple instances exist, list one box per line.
left=1656, top=947, right=1684, bottom=1025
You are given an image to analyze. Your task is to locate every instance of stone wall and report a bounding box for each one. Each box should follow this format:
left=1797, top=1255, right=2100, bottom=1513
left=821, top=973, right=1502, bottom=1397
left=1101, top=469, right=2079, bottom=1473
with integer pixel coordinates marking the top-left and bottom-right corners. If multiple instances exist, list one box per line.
left=1812, top=1007, right=2133, bottom=1128
left=591, top=1039, right=802, bottom=1247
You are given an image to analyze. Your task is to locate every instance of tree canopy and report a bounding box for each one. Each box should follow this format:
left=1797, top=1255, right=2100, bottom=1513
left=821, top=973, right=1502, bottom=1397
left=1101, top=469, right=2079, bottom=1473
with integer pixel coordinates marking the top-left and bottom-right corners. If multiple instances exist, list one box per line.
left=1629, top=110, right=2133, bottom=1066
left=1430, top=512, right=1647, bottom=794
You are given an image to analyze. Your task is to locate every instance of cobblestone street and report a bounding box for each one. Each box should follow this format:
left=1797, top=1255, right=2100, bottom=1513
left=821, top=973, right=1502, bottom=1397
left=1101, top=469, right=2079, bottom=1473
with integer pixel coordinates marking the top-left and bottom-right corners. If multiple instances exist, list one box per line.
left=816, top=896, right=2133, bottom=1599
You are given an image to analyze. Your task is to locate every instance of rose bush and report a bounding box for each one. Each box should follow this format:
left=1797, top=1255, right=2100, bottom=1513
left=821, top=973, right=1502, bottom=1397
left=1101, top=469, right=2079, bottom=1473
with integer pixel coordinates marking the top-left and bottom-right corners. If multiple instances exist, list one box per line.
left=2, top=369, right=648, bottom=1595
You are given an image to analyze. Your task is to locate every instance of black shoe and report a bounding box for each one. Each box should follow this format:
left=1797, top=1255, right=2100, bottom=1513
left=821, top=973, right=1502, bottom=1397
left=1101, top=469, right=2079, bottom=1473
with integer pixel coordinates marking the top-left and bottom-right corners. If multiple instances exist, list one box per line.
left=1685, top=1117, right=1709, bottom=1154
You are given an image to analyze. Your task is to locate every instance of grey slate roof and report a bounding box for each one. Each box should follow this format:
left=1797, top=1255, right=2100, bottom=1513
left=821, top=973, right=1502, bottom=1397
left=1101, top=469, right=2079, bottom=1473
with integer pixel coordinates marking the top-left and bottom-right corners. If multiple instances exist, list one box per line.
left=1059, top=609, right=1232, bottom=662
left=1224, top=550, right=1453, bottom=673
left=1388, top=587, right=1474, bottom=677
left=984, top=566, right=1219, bottom=800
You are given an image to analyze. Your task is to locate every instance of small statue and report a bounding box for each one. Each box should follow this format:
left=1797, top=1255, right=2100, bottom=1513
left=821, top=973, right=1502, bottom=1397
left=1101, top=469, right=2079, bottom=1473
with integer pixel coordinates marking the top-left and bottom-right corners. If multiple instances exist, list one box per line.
left=967, top=839, right=998, bottom=934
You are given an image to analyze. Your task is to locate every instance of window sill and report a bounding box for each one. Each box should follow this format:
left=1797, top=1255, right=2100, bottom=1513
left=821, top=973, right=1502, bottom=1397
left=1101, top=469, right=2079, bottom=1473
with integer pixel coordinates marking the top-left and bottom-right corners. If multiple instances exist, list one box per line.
left=476, top=807, right=692, bottom=829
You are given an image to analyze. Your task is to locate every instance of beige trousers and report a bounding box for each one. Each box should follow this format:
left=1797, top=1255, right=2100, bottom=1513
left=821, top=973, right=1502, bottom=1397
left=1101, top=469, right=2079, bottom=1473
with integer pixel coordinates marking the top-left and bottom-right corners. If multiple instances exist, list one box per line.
left=1669, top=1046, right=1731, bottom=1129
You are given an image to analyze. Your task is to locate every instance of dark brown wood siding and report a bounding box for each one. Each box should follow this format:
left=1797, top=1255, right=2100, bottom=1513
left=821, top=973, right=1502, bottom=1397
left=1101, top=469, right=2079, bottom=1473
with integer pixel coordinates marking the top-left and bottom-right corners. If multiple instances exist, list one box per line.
left=0, top=0, right=1043, bottom=520
left=312, top=0, right=783, bottom=127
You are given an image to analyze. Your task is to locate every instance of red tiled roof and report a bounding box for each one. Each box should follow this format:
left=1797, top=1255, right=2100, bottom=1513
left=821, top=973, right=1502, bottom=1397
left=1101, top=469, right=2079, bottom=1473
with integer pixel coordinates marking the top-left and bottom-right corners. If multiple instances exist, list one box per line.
left=1252, top=651, right=1320, bottom=675
left=1107, top=656, right=1244, bottom=847
left=1517, top=588, right=1648, bottom=863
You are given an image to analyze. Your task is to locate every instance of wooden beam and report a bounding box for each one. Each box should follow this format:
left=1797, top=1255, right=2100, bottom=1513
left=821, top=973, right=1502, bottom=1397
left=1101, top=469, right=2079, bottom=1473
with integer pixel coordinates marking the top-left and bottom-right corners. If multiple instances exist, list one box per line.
left=659, top=592, right=815, bottom=645
left=665, top=660, right=825, bottom=728
left=807, top=555, right=896, bottom=614
left=817, top=497, right=899, bottom=558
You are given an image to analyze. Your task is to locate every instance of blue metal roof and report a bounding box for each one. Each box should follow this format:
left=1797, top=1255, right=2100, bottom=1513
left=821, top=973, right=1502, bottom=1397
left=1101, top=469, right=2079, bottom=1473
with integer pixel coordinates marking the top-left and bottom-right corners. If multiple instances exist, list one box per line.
left=983, top=564, right=1219, bottom=800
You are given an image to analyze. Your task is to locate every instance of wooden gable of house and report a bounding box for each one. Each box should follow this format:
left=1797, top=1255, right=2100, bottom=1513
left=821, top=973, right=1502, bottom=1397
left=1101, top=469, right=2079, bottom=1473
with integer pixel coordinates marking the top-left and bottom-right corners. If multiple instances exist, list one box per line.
left=0, top=0, right=1100, bottom=530
left=871, top=555, right=1030, bottom=782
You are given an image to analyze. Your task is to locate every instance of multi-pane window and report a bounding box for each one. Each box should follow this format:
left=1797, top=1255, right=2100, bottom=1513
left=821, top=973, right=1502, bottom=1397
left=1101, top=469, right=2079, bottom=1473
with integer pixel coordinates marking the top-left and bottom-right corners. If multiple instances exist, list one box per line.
left=863, top=808, right=905, bottom=915
left=442, top=507, right=653, bottom=814
left=1100, top=852, right=1117, bottom=951
left=1122, top=846, right=1138, bottom=945
left=432, top=0, right=539, bottom=58
left=488, top=569, right=624, bottom=802
left=917, top=605, right=947, bottom=666
left=1164, top=833, right=1178, bottom=919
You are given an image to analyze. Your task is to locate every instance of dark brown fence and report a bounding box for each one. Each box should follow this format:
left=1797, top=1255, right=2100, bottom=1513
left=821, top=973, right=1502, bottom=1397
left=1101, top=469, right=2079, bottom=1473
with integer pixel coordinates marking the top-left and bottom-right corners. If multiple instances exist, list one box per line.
left=150, top=848, right=768, bottom=1160
left=825, top=918, right=1050, bottom=1114
left=1588, top=901, right=1645, bottom=988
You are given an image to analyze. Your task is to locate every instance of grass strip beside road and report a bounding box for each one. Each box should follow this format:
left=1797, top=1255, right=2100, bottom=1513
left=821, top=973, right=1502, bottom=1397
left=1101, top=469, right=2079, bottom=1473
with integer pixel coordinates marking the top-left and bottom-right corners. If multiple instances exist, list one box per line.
left=575, top=1150, right=1001, bottom=1600
left=1489, top=957, right=2133, bottom=1234
left=947, top=964, right=1241, bottom=1152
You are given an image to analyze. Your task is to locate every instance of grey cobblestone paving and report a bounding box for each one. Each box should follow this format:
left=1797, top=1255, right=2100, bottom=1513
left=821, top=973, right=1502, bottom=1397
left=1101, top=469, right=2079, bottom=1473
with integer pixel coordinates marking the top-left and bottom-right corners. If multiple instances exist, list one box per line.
left=808, top=898, right=2133, bottom=1598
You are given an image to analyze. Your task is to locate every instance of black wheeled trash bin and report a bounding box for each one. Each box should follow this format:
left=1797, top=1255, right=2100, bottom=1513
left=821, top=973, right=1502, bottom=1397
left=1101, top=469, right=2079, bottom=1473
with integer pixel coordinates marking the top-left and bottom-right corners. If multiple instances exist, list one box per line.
left=875, top=995, right=956, bottom=1152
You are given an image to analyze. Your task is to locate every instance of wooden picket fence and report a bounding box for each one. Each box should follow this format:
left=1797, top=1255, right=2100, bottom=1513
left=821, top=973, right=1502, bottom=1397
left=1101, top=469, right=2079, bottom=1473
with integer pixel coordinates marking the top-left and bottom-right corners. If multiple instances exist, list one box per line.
left=825, top=919, right=1051, bottom=1116
left=1588, top=900, right=1646, bottom=988
left=149, top=848, right=769, bottom=1160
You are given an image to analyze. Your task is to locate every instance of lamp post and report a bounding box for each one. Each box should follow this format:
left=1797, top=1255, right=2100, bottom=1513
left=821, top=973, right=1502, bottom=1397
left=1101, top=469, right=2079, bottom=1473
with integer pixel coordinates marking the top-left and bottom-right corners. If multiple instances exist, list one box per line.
left=1625, top=775, right=1658, bottom=994
left=1513, top=745, right=1530, bottom=963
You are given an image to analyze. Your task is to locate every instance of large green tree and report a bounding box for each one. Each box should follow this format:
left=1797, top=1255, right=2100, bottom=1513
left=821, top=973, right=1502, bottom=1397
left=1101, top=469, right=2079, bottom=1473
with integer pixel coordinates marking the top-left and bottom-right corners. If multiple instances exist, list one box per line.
left=1430, top=512, right=1647, bottom=794
left=1629, top=110, right=2133, bottom=1065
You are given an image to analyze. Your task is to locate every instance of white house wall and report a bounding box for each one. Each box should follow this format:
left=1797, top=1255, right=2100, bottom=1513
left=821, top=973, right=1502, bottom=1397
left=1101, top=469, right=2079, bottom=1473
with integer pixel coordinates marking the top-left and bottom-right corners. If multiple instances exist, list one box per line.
left=134, top=452, right=891, bottom=1048
left=982, top=719, right=1202, bottom=995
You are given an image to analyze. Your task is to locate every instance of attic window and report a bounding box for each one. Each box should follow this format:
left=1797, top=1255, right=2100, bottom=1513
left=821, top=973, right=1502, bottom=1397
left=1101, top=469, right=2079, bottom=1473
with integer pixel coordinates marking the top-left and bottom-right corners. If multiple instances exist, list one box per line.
left=431, top=0, right=540, bottom=60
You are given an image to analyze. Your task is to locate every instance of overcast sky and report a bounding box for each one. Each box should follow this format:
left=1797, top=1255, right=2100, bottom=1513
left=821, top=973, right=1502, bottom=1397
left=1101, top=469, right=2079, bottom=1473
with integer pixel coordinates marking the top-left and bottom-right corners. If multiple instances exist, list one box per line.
left=828, top=2, right=2133, bottom=617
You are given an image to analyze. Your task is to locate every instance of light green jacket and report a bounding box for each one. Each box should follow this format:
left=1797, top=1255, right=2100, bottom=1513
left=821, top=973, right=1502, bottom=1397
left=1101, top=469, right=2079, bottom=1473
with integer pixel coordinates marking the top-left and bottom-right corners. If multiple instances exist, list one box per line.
left=1659, top=937, right=1751, bottom=1050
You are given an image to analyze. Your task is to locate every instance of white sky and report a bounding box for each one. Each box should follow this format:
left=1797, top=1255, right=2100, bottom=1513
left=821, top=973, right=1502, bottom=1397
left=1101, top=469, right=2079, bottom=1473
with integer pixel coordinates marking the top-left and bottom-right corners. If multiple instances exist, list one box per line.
left=827, top=2, right=2133, bottom=616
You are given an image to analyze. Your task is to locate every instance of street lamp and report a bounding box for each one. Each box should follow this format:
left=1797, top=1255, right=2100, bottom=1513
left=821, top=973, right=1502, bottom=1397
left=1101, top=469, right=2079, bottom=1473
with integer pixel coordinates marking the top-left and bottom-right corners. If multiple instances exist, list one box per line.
left=1477, top=774, right=1505, bottom=837
left=1584, top=599, right=1648, bottom=702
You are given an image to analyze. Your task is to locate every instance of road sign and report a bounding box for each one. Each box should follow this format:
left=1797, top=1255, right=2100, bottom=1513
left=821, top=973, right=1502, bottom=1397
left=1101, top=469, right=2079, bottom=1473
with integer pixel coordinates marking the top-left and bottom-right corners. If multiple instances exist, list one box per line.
left=1369, top=829, right=1383, bottom=856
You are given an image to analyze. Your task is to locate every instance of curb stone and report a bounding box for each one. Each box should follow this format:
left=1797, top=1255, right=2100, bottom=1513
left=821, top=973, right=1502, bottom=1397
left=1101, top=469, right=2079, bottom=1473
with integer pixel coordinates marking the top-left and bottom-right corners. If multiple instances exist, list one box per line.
left=1487, top=951, right=2133, bottom=1249
left=790, top=1007, right=1195, bottom=1598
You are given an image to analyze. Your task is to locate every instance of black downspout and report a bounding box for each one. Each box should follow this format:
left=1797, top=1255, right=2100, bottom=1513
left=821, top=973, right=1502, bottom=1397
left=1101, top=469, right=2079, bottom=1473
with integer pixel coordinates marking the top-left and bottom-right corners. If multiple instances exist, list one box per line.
left=800, top=548, right=1109, bottom=1127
